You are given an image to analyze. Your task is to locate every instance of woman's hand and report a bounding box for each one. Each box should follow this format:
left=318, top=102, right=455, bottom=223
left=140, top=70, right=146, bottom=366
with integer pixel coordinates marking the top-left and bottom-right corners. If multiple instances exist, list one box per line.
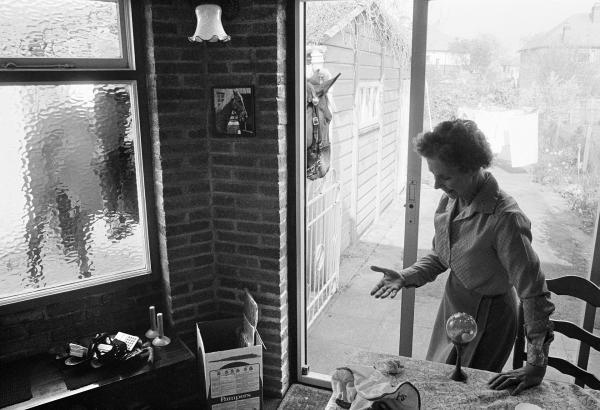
left=370, top=265, right=405, bottom=299
left=488, top=363, right=546, bottom=395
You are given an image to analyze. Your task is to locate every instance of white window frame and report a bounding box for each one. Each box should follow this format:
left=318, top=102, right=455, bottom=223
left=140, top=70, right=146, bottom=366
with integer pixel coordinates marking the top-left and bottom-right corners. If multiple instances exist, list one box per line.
left=356, top=80, right=383, bottom=132
left=0, top=0, right=155, bottom=306
left=0, top=0, right=133, bottom=70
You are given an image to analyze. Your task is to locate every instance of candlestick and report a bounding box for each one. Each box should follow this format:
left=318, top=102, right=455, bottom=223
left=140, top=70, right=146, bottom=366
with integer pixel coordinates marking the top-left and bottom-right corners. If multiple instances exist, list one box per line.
left=145, top=305, right=159, bottom=339
left=152, top=312, right=171, bottom=347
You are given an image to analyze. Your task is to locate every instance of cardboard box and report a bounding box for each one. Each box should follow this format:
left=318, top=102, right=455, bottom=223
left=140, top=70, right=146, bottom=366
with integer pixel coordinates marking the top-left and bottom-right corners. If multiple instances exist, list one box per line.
left=196, top=318, right=263, bottom=409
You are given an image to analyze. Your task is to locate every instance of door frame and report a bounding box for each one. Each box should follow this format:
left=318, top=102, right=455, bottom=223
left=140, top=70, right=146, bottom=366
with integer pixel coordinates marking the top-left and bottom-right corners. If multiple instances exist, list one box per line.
left=295, top=0, right=600, bottom=389
left=294, top=0, right=430, bottom=386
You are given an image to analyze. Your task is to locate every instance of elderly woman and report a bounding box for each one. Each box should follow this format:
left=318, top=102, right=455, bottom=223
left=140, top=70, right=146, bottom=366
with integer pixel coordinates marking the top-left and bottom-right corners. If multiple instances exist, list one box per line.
left=370, top=119, right=555, bottom=395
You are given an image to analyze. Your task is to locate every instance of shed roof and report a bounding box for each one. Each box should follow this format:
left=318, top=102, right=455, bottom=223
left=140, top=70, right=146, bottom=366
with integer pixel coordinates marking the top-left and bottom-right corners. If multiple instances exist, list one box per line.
left=305, top=0, right=410, bottom=59
left=521, top=3, right=600, bottom=51
left=305, top=1, right=361, bottom=45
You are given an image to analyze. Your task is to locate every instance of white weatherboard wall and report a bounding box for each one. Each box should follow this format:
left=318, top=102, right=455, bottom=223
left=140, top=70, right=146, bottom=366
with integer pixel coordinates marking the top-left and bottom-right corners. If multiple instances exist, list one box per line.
left=309, top=12, right=408, bottom=252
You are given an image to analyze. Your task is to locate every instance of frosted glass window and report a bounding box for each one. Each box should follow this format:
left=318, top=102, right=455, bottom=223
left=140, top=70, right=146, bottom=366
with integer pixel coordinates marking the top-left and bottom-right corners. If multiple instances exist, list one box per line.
left=0, top=83, right=149, bottom=302
left=0, top=0, right=124, bottom=62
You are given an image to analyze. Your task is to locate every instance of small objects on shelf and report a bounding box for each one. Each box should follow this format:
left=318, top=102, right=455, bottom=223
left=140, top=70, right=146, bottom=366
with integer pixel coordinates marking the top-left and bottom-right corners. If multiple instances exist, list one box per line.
left=152, top=313, right=171, bottom=347
left=68, top=343, right=88, bottom=358
left=64, top=356, right=87, bottom=366
left=114, top=332, right=140, bottom=351
left=63, top=331, right=152, bottom=369
left=145, top=305, right=159, bottom=340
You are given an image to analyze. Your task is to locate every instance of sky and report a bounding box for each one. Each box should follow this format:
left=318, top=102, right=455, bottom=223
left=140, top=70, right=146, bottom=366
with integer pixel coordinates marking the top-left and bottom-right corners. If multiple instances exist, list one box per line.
left=428, top=0, right=599, bottom=54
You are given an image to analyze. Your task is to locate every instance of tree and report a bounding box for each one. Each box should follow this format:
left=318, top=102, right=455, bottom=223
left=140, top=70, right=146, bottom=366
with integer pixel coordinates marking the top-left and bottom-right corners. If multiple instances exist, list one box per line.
left=426, top=34, right=518, bottom=126
left=448, top=35, right=500, bottom=76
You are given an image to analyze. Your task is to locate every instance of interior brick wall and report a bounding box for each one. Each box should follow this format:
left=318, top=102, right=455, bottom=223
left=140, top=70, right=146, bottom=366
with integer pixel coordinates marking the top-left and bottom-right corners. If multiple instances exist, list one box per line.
left=144, top=0, right=292, bottom=397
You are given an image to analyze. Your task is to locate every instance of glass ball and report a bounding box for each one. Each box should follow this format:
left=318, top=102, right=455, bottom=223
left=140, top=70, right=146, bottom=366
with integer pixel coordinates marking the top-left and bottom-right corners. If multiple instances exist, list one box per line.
left=446, top=312, right=477, bottom=344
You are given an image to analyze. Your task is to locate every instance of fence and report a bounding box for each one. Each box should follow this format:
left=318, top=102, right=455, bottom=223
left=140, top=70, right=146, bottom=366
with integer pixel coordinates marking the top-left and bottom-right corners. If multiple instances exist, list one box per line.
left=306, top=169, right=342, bottom=329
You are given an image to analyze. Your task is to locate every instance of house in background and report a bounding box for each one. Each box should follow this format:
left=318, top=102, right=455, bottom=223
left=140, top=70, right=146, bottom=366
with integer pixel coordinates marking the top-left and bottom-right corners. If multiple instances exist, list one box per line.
left=425, top=27, right=469, bottom=75
left=518, top=2, right=600, bottom=175
left=520, top=2, right=600, bottom=86
left=519, top=2, right=600, bottom=124
left=499, top=54, right=520, bottom=88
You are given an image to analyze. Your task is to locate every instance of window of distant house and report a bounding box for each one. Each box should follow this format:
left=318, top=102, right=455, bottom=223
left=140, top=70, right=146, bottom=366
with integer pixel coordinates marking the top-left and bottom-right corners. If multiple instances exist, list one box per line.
left=576, top=50, right=589, bottom=63
left=0, top=0, right=152, bottom=305
left=357, top=82, right=382, bottom=131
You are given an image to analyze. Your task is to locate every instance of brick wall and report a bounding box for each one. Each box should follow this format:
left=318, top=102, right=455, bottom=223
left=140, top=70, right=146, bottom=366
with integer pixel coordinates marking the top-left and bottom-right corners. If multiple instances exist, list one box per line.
left=148, top=0, right=218, bottom=336
left=0, top=0, right=291, bottom=399
left=145, top=0, right=292, bottom=397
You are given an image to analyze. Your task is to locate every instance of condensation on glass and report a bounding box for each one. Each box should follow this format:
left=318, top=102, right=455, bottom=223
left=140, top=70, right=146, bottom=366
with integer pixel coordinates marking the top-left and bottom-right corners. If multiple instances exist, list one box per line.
left=0, top=0, right=122, bottom=59
left=0, top=83, right=149, bottom=301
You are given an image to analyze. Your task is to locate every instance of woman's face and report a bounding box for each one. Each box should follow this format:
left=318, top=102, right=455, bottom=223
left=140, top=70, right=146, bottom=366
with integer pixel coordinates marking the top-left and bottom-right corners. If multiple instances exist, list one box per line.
left=426, top=156, right=479, bottom=200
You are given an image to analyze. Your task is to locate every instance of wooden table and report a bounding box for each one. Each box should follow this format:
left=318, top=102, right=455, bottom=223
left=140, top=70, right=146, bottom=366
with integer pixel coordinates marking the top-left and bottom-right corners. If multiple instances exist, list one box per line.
left=327, top=350, right=600, bottom=409
left=4, top=337, right=196, bottom=409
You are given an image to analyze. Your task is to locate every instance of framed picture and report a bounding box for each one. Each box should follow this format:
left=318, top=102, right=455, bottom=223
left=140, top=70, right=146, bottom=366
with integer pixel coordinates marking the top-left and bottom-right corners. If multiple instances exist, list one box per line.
left=212, top=86, right=255, bottom=137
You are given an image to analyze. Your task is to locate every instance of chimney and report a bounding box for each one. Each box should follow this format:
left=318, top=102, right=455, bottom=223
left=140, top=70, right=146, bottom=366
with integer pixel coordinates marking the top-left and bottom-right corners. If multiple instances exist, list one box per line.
left=592, top=2, right=600, bottom=23
left=561, top=23, right=571, bottom=42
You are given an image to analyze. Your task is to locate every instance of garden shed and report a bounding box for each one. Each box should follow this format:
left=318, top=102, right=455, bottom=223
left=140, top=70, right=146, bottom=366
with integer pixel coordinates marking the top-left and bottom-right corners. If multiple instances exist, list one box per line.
left=303, top=1, right=411, bottom=326
left=305, top=0, right=411, bottom=251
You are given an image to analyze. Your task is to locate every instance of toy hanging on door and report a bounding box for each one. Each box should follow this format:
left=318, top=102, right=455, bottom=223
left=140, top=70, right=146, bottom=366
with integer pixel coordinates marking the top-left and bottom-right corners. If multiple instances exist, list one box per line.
left=306, top=69, right=341, bottom=180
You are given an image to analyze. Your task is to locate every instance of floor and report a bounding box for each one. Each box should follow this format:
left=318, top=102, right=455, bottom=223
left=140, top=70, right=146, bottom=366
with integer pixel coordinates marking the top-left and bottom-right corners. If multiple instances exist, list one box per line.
left=264, top=397, right=280, bottom=410
left=307, top=166, right=600, bottom=387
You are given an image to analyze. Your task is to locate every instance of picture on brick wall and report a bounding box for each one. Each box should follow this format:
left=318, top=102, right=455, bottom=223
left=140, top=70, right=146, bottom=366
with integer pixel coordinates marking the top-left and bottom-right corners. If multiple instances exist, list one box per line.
left=212, top=86, right=255, bottom=137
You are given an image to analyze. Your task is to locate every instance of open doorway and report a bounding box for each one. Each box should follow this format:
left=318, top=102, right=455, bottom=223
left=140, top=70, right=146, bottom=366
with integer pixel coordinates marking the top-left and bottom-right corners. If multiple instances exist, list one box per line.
left=296, top=0, right=600, bottom=387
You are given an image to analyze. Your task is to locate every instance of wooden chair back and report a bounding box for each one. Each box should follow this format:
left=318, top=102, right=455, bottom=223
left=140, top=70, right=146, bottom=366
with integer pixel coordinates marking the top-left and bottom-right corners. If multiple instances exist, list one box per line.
left=512, top=275, right=600, bottom=389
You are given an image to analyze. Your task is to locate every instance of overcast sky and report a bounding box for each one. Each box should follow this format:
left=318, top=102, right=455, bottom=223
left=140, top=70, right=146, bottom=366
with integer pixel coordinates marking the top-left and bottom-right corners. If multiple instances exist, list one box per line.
left=428, top=0, right=599, bottom=53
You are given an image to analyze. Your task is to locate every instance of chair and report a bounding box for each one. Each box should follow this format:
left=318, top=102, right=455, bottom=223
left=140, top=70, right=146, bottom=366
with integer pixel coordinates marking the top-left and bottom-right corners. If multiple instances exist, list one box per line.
left=512, top=275, right=600, bottom=389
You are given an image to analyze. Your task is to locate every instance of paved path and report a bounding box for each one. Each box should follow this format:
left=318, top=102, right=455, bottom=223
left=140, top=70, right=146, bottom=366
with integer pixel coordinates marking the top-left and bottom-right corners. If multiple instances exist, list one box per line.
left=308, top=165, right=599, bottom=385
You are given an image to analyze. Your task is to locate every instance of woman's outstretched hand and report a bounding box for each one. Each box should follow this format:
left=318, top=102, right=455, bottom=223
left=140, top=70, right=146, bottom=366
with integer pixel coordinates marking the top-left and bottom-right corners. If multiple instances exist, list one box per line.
left=370, top=265, right=405, bottom=299
left=487, top=364, right=545, bottom=396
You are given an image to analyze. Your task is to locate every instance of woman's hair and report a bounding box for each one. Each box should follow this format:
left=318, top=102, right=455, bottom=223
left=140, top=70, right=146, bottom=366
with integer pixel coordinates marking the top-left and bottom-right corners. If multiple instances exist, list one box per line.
left=414, top=119, right=493, bottom=173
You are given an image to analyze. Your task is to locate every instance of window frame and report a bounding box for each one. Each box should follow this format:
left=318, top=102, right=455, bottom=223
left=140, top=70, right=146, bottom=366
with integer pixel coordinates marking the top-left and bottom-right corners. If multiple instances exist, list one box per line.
left=0, top=0, right=159, bottom=307
left=0, top=0, right=133, bottom=70
left=356, top=80, right=383, bottom=132
left=295, top=0, right=428, bottom=388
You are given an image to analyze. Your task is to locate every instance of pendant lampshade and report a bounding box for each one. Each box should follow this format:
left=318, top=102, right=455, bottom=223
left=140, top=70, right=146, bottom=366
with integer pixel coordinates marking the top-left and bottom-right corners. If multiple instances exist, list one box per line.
left=188, top=4, right=231, bottom=43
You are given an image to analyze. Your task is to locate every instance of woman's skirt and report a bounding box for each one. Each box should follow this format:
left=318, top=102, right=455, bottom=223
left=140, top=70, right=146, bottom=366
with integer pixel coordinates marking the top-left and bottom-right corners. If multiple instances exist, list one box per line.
left=425, top=272, right=518, bottom=372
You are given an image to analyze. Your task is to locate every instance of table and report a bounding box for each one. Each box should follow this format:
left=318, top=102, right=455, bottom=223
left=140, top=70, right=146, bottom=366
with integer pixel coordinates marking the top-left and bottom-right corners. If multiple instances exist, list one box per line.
left=329, top=350, right=600, bottom=409
left=3, top=337, right=196, bottom=409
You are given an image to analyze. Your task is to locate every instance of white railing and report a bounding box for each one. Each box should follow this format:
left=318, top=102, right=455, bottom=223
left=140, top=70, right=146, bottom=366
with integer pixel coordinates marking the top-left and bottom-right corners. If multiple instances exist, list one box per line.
left=306, top=169, right=342, bottom=329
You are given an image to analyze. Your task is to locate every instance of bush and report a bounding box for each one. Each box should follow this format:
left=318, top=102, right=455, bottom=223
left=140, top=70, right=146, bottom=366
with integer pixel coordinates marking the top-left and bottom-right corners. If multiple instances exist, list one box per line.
left=532, top=151, right=599, bottom=234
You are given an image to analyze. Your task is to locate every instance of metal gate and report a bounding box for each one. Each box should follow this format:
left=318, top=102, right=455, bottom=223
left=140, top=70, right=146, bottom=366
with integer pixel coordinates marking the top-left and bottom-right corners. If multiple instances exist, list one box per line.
left=306, top=169, right=342, bottom=329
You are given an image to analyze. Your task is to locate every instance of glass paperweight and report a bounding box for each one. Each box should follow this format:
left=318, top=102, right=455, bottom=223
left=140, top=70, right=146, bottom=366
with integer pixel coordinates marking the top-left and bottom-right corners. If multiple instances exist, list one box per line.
left=445, top=312, right=478, bottom=382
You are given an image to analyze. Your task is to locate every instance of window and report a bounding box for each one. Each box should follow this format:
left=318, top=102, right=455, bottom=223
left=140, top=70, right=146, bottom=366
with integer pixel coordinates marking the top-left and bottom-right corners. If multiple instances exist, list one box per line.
left=0, top=0, right=153, bottom=305
left=356, top=81, right=382, bottom=130
left=298, top=0, right=600, bottom=389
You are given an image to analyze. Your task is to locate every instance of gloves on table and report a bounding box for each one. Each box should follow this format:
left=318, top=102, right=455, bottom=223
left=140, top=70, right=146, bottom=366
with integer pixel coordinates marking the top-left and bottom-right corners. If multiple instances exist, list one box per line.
left=327, top=364, right=421, bottom=410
